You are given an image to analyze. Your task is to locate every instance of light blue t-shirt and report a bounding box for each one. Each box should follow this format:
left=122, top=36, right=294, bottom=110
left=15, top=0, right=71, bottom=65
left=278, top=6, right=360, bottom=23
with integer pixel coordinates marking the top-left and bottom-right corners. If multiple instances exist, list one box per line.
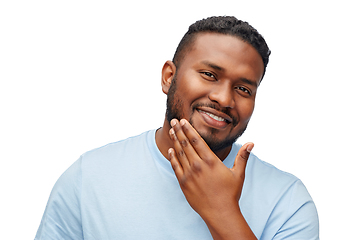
left=35, top=130, right=319, bottom=239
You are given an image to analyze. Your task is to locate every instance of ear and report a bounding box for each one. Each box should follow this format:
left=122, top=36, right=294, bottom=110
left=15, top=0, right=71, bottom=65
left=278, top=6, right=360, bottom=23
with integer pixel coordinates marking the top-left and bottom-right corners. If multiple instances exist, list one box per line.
left=161, top=60, right=177, bottom=95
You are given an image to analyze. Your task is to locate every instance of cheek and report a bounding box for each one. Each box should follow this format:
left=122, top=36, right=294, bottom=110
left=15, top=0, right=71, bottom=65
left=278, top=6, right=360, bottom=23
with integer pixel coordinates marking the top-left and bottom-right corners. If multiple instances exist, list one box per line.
left=183, top=76, right=205, bottom=93
left=237, top=100, right=255, bottom=122
left=177, top=72, right=208, bottom=102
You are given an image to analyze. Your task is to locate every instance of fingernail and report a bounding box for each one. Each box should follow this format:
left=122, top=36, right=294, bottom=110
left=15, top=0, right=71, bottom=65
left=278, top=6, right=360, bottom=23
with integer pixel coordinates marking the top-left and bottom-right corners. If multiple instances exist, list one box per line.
left=180, top=119, right=186, bottom=126
left=246, top=144, right=254, bottom=153
left=170, top=119, right=177, bottom=127
left=169, top=128, right=177, bottom=140
left=168, top=148, right=173, bottom=157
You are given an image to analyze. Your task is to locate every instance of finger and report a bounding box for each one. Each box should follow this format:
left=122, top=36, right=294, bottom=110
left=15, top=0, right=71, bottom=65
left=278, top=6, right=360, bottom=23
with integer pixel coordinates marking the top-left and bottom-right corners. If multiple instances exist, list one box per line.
left=168, top=148, right=184, bottom=180
left=170, top=119, right=201, bottom=168
left=232, top=142, right=254, bottom=178
left=179, top=119, right=217, bottom=164
left=169, top=121, right=191, bottom=170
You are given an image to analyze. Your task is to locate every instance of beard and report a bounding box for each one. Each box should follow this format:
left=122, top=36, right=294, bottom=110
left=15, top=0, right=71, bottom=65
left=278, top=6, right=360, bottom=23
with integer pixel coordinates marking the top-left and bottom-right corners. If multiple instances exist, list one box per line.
left=165, top=75, right=247, bottom=153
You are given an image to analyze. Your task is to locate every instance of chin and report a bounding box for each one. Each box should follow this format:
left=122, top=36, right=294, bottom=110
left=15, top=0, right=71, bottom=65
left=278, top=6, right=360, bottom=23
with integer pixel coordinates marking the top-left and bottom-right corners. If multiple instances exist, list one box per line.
left=200, top=124, right=247, bottom=153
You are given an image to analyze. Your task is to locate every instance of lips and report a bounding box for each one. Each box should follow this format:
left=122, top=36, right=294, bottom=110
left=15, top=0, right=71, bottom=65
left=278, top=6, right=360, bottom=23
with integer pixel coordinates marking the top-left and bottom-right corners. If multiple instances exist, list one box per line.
left=196, top=107, right=233, bottom=129
left=198, top=110, right=227, bottom=122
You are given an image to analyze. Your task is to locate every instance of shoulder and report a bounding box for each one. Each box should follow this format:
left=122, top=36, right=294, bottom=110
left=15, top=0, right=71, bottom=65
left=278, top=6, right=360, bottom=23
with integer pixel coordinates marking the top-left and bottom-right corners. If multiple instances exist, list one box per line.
left=244, top=149, right=313, bottom=206
left=35, top=130, right=155, bottom=239
left=81, top=130, right=154, bottom=162
left=35, top=157, right=83, bottom=239
left=248, top=153, right=299, bottom=187
left=232, top=143, right=319, bottom=239
left=231, top=142, right=299, bottom=187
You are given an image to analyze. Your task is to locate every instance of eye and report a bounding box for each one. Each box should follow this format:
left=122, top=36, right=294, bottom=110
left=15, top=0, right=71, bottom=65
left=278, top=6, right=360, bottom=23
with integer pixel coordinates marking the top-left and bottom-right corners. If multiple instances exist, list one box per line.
left=235, top=86, right=251, bottom=96
left=200, top=71, right=217, bottom=80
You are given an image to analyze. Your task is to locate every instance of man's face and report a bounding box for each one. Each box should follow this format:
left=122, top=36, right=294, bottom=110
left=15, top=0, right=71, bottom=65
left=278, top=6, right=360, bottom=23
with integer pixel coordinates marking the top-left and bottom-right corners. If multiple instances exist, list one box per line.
left=165, top=33, right=264, bottom=153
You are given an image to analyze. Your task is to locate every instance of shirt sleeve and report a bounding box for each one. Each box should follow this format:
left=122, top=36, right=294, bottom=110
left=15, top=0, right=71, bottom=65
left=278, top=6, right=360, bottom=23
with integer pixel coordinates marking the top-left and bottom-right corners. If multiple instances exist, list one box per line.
left=272, top=180, right=319, bottom=240
left=35, top=157, right=83, bottom=240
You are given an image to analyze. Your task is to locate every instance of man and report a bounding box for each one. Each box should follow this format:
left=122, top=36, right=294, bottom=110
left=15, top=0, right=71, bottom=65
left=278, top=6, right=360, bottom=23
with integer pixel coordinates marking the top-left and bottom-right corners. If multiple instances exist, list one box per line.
left=35, top=16, right=319, bottom=239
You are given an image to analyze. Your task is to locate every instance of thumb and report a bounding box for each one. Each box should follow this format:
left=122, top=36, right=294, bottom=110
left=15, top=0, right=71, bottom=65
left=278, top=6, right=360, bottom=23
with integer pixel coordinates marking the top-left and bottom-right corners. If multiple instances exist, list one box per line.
left=232, top=142, right=254, bottom=177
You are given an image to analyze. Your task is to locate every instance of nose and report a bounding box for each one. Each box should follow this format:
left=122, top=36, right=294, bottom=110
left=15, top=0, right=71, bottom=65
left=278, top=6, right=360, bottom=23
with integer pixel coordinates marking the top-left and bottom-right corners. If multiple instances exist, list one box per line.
left=208, top=83, right=235, bottom=109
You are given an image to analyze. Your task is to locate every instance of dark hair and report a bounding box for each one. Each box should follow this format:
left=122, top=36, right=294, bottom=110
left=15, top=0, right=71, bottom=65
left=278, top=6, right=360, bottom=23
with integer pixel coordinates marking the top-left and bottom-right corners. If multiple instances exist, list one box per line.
left=173, top=16, right=271, bottom=79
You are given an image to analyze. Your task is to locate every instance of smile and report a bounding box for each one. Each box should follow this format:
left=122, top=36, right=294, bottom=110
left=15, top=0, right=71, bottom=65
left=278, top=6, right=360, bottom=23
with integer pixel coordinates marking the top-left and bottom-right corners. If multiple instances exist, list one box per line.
left=198, top=110, right=227, bottom=122
left=196, top=107, right=233, bottom=129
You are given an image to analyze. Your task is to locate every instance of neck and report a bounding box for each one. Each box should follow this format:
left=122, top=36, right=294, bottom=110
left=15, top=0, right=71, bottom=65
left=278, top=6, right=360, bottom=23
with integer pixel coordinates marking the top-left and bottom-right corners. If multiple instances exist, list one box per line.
left=155, top=119, right=174, bottom=161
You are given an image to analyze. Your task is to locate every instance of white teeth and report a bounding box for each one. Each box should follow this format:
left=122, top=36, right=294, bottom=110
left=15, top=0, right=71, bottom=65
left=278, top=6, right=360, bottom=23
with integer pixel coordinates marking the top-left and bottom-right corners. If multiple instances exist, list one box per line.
left=198, top=110, right=225, bottom=122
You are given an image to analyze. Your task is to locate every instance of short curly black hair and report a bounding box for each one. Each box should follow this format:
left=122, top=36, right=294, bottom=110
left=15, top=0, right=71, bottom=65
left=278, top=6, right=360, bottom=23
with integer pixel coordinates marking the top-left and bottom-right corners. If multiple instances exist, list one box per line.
left=173, top=16, right=271, bottom=79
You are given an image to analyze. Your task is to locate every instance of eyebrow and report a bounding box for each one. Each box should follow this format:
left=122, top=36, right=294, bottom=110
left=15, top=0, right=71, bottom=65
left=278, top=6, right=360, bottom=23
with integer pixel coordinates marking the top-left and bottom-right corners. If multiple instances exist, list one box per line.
left=201, top=61, right=224, bottom=72
left=239, top=77, right=259, bottom=88
left=201, top=60, right=258, bottom=87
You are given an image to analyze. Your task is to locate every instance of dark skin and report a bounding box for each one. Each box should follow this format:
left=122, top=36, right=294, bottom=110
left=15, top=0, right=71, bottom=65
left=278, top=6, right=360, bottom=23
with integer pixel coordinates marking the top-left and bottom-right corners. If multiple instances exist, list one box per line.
left=156, top=33, right=264, bottom=240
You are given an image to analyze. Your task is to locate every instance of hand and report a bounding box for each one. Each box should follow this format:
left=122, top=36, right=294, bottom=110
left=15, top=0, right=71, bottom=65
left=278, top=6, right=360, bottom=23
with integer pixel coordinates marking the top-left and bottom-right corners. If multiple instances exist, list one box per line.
left=168, top=118, right=254, bottom=220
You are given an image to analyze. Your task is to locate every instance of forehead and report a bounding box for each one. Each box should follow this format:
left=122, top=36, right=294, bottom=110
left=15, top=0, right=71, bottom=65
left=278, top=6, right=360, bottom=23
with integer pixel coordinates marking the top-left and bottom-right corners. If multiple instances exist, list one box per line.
left=181, top=33, right=264, bottom=83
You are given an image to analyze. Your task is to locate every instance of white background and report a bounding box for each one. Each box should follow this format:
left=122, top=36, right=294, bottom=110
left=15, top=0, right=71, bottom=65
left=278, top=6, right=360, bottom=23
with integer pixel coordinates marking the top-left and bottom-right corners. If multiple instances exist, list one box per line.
left=1, top=0, right=359, bottom=239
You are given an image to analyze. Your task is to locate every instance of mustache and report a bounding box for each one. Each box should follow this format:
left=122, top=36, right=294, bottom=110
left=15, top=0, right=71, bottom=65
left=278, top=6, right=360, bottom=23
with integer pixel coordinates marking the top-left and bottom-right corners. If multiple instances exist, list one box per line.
left=192, top=103, right=239, bottom=126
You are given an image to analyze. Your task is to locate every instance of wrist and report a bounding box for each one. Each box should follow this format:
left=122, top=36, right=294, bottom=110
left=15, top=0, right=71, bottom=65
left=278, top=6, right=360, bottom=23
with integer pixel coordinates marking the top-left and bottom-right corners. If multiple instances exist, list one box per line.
left=201, top=202, right=257, bottom=240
